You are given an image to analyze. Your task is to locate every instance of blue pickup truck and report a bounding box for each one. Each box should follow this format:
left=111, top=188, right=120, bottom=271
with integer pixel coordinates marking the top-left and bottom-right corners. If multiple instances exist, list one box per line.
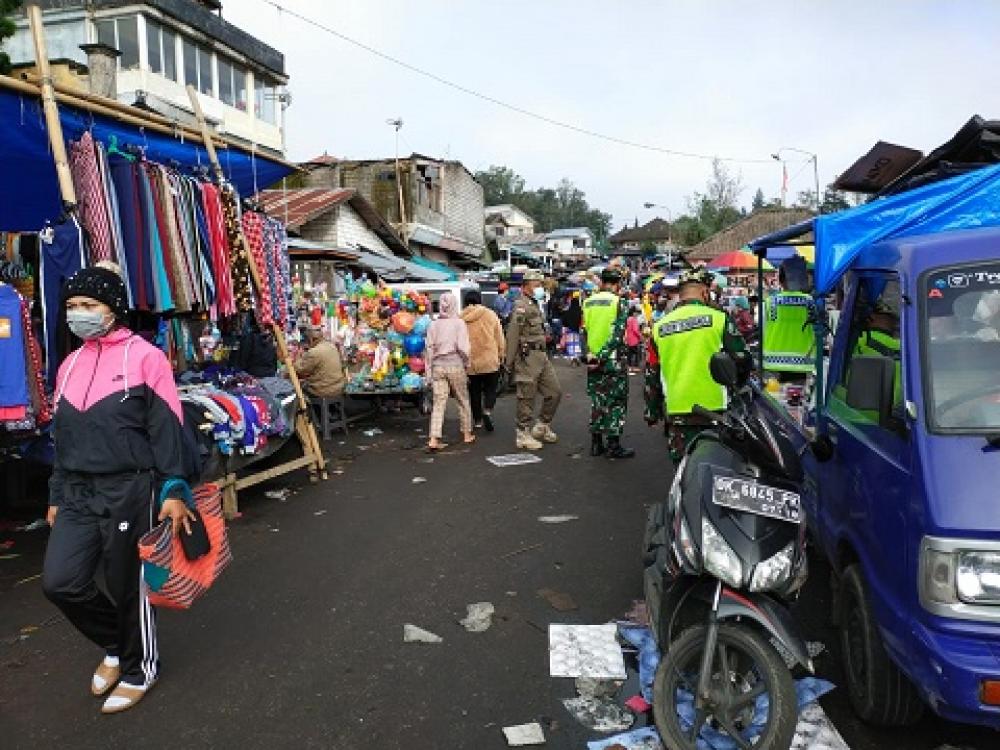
left=759, top=222, right=1000, bottom=729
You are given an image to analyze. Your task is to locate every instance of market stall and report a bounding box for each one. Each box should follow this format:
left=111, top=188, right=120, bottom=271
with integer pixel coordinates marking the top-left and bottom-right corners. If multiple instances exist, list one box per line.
left=0, top=14, right=325, bottom=519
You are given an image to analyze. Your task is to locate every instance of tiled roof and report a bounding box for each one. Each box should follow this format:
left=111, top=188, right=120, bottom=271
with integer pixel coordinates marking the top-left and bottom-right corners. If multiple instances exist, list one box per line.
left=684, top=208, right=814, bottom=262
left=609, top=218, right=673, bottom=244
left=547, top=227, right=592, bottom=238
left=256, top=188, right=353, bottom=231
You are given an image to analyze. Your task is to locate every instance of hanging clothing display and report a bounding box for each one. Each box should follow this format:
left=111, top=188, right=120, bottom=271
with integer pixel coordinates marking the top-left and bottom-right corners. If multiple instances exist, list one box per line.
left=219, top=184, right=255, bottom=313
left=0, top=283, right=50, bottom=432
left=68, top=132, right=114, bottom=265
left=39, top=216, right=86, bottom=386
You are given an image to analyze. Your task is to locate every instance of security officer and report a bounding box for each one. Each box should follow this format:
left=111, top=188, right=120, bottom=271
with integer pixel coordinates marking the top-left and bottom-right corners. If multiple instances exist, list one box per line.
left=762, top=256, right=815, bottom=381
left=645, top=268, right=745, bottom=462
left=505, top=270, right=562, bottom=450
left=856, top=298, right=903, bottom=412
left=583, top=268, right=635, bottom=459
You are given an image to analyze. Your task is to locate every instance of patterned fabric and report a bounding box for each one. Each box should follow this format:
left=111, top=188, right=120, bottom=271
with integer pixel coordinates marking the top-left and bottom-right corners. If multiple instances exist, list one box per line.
left=241, top=211, right=274, bottom=326
left=219, top=184, right=254, bottom=312
left=587, top=366, right=628, bottom=437
left=201, top=184, right=235, bottom=318
left=138, top=483, right=232, bottom=610
left=68, top=132, right=114, bottom=264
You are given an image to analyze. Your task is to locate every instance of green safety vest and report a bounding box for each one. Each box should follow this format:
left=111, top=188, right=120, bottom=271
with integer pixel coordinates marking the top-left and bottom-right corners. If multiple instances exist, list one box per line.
left=583, top=291, right=621, bottom=356
left=763, top=291, right=815, bottom=373
left=652, top=302, right=728, bottom=415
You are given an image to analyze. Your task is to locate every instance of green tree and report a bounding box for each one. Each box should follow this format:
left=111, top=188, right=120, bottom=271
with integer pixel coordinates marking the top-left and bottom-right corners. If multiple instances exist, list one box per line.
left=0, top=1, right=21, bottom=75
left=819, top=186, right=851, bottom=214
left=751, top=187, right=766, bottom=212
left=474, top=167, right=612, bottom=243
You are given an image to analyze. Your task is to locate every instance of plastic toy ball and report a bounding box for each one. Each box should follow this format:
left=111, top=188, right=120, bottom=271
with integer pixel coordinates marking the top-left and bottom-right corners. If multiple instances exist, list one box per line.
left=403, top=334, right=425, bottom=356
left=402, top=372, right=423, bottom=392
left=392, top=311, right=416, bottom=334
left=411, top=315, right=431, bottom=337
left=407, top=356, right=424, bottom=373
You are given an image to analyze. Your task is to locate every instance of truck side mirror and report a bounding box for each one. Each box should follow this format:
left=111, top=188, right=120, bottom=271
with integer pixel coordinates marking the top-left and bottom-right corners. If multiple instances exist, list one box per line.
left=709, top=352, right=740, bottom=389
left=845, top=355, right=895, bottom=427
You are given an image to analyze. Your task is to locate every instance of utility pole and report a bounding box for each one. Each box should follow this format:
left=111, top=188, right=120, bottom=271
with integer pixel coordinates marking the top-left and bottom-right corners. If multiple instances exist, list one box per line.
left=386, top=117, right=407, bottom=244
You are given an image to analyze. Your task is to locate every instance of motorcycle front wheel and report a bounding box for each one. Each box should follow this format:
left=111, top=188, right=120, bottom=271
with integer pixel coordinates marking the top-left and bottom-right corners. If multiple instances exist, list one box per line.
left=653, top=623, right=797, bottom=750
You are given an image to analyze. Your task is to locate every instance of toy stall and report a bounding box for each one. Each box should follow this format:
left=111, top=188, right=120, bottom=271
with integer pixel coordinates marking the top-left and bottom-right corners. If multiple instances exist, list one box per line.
left=337, top=277, right=433, bottom=411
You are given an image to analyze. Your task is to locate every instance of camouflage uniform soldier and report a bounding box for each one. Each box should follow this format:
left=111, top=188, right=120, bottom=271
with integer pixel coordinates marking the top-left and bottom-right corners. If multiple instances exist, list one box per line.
left=583, top=268, right=635, bottom=459
left=505, top=270, right=562, bottom=450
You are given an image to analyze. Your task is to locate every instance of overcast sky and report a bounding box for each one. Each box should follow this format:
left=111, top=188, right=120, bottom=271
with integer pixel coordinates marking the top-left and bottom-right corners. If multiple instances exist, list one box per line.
left=224, top=0, right=1000, bottom=231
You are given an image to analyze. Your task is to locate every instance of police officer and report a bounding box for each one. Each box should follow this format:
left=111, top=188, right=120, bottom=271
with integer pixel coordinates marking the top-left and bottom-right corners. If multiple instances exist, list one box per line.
left=856, top=298, right=902, bottom=411
left=645, top=268, right=745, bottom=462
left=762, top=256, right=815, bottom=381
left=583, top=268, right=635, bottom=459
left=505, top=270, right=562, bottom=450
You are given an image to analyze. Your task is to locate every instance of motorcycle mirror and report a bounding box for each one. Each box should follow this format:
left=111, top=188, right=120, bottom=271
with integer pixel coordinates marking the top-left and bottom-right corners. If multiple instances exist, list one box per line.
left=709, top=352, right=739, bottom=389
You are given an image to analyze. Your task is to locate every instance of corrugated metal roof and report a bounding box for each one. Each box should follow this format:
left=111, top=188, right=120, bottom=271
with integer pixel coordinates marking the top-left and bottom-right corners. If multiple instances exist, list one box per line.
left=256, top=188, right=354, bottom=231
left=547, top=227, right=592, bottom=238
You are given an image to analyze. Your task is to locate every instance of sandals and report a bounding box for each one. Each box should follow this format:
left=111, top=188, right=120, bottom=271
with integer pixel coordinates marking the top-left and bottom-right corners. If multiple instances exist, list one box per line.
left=101, top=680, right=154, bottom=714
left=426, top=442, right=448, bottom=453
left=91, top=659, right=120, bottom=697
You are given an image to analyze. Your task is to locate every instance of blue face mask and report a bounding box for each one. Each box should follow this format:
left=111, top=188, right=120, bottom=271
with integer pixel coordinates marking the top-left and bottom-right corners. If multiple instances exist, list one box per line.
left=533, top=287, right=546, bottom=301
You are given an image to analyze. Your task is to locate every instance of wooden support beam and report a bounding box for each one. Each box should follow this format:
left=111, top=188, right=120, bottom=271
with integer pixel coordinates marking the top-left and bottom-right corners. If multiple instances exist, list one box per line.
left=25, top=3, right=76, bottom=207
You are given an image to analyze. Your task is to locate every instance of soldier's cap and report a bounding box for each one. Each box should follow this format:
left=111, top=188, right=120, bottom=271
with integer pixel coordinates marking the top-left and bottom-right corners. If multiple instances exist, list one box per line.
left=522, top=269, right=544, bottom=282
left=601, top=268, right=622, bottom=283
left=678, top=268, right=713, bottom=288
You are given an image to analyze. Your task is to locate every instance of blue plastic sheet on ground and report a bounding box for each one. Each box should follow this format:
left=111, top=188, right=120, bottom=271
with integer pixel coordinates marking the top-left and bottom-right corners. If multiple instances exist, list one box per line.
left=813, top=162, right=1000, bottom=293
left=587, top=726, right=662, bottom=750
left=0, top=88, right=294, bottom=231
left=674, top=676, right=835, bottom=750
left=618, top=624, right=659, bottom=702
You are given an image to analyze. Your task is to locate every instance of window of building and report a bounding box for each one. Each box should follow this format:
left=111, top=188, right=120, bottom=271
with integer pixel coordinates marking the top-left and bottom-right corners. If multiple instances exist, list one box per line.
left=145, top=18, right=177, bottom=82
left=182, top=38, right=213, bottom=95
left=95, top=16, right=140, bottom=70
left=254, top=77, right=277, bottom=124
left=218, top=57, right=247, bottom=110
left=416, top=164, right=442, bottom=211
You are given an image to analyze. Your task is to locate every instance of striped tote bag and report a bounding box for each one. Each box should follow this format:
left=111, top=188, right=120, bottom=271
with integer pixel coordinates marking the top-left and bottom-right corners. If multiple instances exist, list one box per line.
left=138, top=483, right=233, bottom=609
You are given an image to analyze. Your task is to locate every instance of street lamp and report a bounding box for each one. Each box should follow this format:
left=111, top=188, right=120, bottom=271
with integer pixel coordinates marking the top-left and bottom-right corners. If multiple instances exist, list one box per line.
left=642, top=202, right=674, bottom=267
left=772, top=147, right=820, bottom=213
left=386, top=117, right=407, bottom=234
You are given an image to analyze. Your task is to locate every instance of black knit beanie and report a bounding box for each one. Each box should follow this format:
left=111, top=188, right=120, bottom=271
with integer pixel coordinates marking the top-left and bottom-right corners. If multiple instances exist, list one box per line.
left=62, top=267, right=129, bottom=319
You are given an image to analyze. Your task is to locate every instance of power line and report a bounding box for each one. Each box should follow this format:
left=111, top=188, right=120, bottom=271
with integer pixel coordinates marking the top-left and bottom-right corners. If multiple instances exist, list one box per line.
left=257, top=0, right=773, bottom=165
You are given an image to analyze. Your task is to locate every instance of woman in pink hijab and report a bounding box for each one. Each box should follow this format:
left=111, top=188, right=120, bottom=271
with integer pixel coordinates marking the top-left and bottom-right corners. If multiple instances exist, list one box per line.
left=424, top=292, right=475, bottom=450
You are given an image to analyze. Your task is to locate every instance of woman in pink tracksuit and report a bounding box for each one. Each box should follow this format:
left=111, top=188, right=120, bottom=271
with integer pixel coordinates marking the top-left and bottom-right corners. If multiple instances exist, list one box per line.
left=42, top=266, right=194, bottom=715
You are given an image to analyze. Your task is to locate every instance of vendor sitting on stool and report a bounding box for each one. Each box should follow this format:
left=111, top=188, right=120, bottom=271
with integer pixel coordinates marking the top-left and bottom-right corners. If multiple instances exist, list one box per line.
left=294, top=327, right=346, bottom=400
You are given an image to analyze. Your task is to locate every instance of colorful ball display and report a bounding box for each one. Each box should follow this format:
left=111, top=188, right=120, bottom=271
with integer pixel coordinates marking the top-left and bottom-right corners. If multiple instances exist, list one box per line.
left=403, top=334, right=425, bottom=355
left=401, top=372, right=423, bottom=392
left=392, top=311, right=416, bottom=334
left=411, top=314, right=431, bottom=337
left=407, top=356, right=424, bottom=373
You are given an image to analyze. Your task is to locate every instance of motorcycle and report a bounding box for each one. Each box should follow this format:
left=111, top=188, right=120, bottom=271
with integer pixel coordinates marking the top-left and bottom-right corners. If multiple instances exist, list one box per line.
left=642, top=352, right=811, bottom=750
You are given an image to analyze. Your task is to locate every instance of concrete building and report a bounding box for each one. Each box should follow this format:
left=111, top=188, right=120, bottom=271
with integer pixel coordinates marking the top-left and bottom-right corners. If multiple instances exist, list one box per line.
left=608, top=218, right=677, bottom=257
left=545, top=227, right=595, bottom=261
left=485, top=204, right=536, bottom=239
left=302, top=153, right=486, bottom=269
left=7, top=0, right=287, bottom=155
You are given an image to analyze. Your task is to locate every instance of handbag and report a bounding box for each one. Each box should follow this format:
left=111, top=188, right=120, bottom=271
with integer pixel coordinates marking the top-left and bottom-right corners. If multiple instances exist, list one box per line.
left=138, top=482, right=232, bottom=610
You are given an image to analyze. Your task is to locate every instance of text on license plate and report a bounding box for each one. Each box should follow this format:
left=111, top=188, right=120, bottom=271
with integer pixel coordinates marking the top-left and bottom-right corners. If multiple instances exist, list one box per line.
left=711, top=477, right=802, bottom=523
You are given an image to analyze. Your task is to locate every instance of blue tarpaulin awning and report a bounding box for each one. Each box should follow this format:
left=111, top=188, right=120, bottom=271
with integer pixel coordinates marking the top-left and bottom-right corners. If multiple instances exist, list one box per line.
left=0, top=86, right=295, bottom=231
left=409, top=255, right=458, bottom=280
left=749, top=163, right=1000, bottom=293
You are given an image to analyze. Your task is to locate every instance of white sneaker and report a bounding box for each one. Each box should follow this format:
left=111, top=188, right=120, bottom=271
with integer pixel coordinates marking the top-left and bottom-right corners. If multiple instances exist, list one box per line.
left=531, top=422, right=558, bottom=443
left=516, top=429, right=543, bottom=450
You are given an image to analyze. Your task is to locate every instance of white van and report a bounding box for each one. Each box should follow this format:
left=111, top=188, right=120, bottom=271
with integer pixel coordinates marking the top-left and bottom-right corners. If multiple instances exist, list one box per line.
left=387, top=281, right=480, bottom=316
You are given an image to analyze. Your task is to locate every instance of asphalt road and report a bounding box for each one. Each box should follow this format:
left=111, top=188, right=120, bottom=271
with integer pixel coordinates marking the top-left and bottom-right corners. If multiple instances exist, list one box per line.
left=0, top=361, right=995, bottom=749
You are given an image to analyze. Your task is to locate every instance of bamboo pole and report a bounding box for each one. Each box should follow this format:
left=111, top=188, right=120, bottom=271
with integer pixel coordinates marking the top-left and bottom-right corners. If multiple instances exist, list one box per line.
left=25, top=4, right=76, bottom=206
left=186, top=84, right=327, bottom=481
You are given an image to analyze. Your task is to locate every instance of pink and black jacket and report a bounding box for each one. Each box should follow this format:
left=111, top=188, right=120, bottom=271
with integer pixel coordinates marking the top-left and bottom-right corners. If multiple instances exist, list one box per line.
left=50, top=328, right=189, bottom=506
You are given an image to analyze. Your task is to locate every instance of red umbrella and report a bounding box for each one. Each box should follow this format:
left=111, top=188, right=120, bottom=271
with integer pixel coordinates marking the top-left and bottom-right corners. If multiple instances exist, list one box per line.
left=707, top=250, right=774, bottom=271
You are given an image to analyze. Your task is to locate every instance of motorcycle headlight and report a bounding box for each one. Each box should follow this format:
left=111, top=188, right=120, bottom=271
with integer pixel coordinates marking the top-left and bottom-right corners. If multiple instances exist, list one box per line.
left=750, top=541, right=795, bottom=592
left=956, top=551, right=1000, bottom=604
left=702, top=517, right=742, bottom=588
left=667, top=457, right=686, bottom=514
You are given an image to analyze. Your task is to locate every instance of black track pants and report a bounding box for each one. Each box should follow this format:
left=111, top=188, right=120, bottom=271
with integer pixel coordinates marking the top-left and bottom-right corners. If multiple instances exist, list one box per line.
left=42, top=471, right=159, bottom=686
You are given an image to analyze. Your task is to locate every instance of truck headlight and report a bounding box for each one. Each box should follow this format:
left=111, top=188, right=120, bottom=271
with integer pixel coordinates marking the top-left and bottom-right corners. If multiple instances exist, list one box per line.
left=956, top=551, right=1000, bottom=604
left=702, top=517, right=742, bottom=588
left=920, top=547, right=958, bottom=604
left=750, top=541, right=795, bottom=592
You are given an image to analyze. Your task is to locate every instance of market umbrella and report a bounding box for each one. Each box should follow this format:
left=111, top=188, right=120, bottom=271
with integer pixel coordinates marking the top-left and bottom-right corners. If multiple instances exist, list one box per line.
left=707, top=250, right=774, bottom=271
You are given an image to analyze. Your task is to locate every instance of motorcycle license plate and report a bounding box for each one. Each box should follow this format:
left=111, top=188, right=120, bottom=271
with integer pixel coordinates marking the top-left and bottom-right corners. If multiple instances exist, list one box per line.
left=711, top=477, right=802, bottom=523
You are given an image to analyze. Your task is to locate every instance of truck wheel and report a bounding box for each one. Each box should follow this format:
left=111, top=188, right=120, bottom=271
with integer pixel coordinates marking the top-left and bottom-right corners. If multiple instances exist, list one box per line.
left=838, top=564, right=924, bottom=726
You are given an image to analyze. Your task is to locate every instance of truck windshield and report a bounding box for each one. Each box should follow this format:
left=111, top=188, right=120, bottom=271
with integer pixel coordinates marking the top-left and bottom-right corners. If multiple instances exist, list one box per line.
left=924, top=263, right=1000, bottom=431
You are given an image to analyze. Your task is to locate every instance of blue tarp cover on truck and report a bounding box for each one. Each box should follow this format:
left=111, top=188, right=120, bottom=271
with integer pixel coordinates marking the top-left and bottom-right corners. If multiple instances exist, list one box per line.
left=0, top=87, right=294, bottom=231
left=750, top=163, right=1000, bottom=294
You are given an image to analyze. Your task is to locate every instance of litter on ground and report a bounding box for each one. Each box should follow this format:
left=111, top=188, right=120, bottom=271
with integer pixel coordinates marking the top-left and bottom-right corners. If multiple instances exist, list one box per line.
left=412, top=476, right=428, bottom=484
left=562, top=696, right=634, bottom=733
left=502, top=722, right=546, bottom=746
left=549, top=623, right=627, bottom=680
left=487, top=453, right=543, bottom=467
left=538, top=588, right=578, bottom=612
left=402, top=623, right=443, bottom=643
left=537, top=515, right=579, bottom=524
left=459, top=602, right=495, bottom=633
